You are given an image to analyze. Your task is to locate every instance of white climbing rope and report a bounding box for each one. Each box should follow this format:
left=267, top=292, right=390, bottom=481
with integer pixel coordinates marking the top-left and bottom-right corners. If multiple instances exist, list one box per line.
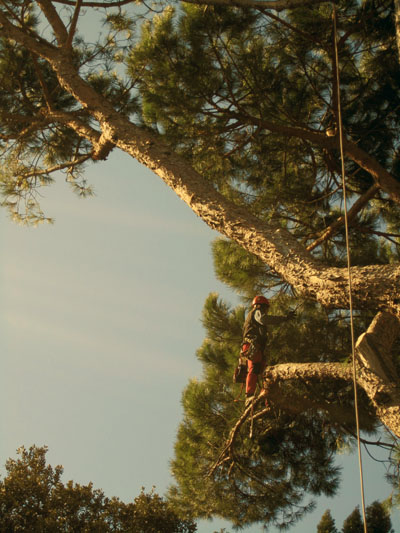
left=332, top=3, right=368, bottom=532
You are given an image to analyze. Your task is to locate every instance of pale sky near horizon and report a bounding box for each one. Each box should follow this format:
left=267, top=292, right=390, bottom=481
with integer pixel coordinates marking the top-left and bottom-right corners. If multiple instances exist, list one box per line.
left=1, top=150, right=399, bottom=533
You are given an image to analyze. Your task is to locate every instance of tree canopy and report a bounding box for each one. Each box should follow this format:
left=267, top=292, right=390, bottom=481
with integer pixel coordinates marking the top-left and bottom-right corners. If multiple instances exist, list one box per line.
left=317, top=510, right=338, bottom=533
left=0, top=445, right=196, bottom=532
left=0, top=1, right=399, bottom=311
left=319, top=500, right=394, bottom=533
left=1, top=0, right=400, bottom=530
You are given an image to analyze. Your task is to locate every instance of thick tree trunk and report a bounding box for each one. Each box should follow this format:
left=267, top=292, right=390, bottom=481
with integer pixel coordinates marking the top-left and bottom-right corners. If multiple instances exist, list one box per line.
left=49, top=57, right=400, bottom=316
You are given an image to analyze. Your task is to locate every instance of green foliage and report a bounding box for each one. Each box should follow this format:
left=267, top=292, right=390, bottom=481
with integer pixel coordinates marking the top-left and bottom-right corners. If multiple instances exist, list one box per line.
left=128, top=0, right=400, bottom=264
left=341, top=507, right=364, bottom=533
left=0, top=2, right=139, bottom=223
left=212, top=238, right=280, bottom=298
left=317, top=509, right=338, bottom=533
left=0, top=445, right=196, bottom=533
left=365, top=501, right=394, bottom=533
left=319, top=500, right=394, bottom=533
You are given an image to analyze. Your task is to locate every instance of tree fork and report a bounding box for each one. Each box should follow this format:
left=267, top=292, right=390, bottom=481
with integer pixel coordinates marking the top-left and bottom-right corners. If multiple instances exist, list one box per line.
left=262, top=312, right=400, bottom=437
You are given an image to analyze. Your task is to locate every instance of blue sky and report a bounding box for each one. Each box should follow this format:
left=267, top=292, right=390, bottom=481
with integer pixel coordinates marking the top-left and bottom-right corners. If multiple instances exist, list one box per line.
left=1, top=150, right=399, bottom=533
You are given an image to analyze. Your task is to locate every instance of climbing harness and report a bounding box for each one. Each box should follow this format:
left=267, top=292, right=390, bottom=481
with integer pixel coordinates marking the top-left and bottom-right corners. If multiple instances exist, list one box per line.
left=332, top=3, right=368, bottom=532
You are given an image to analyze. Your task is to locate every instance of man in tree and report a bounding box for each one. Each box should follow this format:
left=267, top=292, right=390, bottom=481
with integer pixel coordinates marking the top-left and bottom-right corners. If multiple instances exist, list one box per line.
left=1, top=0, right=400, bottom=529
left=241, top=295, right=294, bottom=406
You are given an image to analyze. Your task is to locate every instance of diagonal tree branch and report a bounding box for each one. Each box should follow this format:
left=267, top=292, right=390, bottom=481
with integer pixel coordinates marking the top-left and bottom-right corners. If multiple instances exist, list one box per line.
left=181, top=0, right=330, bottom=10
left=233, top=111, right=400, bottom=204
left=306, top=184, right=380, bottom=251
left=19, top=153, right=92, bottom=179
left=36, top=0, right=69, bottom=44
left=50, top=0, right=329, bottom=7
left=46, top=110, right=102, bottom=146
left=46, top=110, right=115, bottom=159
left=65, top=0, right=83, bottom=49
left=1, top=7, right=400, bottom=317
left=0, top=10, right=57, bottom=57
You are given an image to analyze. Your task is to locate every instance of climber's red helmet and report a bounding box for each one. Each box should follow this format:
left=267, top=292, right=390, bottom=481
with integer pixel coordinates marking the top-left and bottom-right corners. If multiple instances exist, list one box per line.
left=252, top=295, right=270, bottom=307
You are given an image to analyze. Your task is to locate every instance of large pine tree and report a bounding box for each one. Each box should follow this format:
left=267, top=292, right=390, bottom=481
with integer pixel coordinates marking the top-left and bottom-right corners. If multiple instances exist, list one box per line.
left=1, top=0, right=400, bottom=528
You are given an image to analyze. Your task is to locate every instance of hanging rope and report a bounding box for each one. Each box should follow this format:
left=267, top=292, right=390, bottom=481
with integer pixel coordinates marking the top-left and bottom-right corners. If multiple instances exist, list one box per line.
left=332, top=4, right=368, bottom=532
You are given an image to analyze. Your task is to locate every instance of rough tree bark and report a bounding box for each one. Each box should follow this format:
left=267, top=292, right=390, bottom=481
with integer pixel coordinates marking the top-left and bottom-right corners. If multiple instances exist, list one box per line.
left=355, top=312, right=400, bottom=436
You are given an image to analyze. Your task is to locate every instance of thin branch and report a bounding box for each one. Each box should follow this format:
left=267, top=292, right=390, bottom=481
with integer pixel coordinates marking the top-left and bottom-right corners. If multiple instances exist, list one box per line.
left=207, top=392, right=268, bottom=477
left=182, top=0, right=330, bottom=11
left=260, top=8, right=323, bottom=46
left=0, top=115, right=53, bottom=141
left=46, top=110, right=101, bottom=146
left=52, top=0, right=135, bottom=6
left=31, top=55, right=54, bottom=110
left=354, top=226, right=400, bottom=246
left=36, top=0, right=69, bottom=44
left=232, top=110, right=400, bottom=203
left=45, top=110, right=115, bottom=159
left=20, top=154, right=91, bottom=179
left=306, top=184, right=379, bottom=251
left=0, top=10, right=57, bottom=58
left=65, top=0, right=83, bottom=49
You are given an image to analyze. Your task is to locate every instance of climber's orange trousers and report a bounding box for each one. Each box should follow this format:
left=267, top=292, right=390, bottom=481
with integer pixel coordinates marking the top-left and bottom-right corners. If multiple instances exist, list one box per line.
left=242, top=343, right=265, bottom=396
